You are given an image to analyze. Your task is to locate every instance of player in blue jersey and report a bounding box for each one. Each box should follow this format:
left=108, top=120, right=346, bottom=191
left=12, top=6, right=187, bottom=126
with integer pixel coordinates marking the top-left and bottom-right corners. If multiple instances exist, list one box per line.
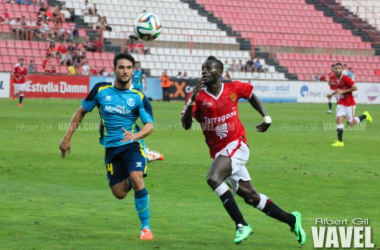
left=132, top=62, right=146, bottom=92
left=59, top=53, right=155, bottom=240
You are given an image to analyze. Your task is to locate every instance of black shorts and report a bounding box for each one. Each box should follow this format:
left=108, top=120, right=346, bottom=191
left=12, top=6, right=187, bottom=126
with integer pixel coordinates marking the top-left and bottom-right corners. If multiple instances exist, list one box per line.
left=104, top=141, right=147, bottom=187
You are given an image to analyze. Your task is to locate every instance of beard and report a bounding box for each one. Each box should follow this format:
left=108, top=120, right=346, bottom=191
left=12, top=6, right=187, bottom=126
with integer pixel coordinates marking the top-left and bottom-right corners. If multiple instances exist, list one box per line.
left=117, top=76, right=131, bottom=85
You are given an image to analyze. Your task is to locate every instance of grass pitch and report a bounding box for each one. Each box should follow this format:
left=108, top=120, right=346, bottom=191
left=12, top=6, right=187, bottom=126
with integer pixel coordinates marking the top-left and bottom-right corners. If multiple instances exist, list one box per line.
left=0, top=99, right=379, bottom=250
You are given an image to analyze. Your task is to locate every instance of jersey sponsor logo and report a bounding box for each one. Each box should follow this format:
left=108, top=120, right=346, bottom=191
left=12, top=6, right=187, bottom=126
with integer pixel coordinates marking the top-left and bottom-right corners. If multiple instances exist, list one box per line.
left=127, top=98, right=136, bottom=107
left=202, top=99, right=213, bottom=108
left=104, top=105, right=131, bottom=115
left=215, top=123, right=228, bottom=139
left=203, top=110, right=237, bottom=124
left=106, top=95, right=112, bottom=101
left=230, top=93, right=237, bottom=102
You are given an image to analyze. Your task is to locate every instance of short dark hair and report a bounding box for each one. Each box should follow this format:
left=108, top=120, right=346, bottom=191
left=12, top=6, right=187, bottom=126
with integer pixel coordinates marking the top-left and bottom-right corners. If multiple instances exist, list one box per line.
left=331, top=64, right=336, bottom=67
left=113, top=53, right=135, bottom=68
left=205, top=56, right=224, bottom=72
left=335, top=63, right=343, bottom=67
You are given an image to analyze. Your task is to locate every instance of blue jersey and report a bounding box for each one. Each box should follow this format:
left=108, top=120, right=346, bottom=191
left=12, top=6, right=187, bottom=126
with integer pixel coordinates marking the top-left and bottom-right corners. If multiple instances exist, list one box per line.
left=82, top=82, right=154, bottom=148
left=132, top=70, right=144, bottom=91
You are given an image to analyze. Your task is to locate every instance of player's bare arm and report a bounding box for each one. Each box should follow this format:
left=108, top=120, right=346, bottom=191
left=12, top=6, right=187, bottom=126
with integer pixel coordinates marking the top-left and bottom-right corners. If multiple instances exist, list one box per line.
left=181, top=79, right=204, bottom=130
left=59, top=106, right=88, bottom=158
left=248, top=92, right=272, bottom=132
left=336, top=86, right=357, bottom=95
left=121, top=122, right=153, bottom=142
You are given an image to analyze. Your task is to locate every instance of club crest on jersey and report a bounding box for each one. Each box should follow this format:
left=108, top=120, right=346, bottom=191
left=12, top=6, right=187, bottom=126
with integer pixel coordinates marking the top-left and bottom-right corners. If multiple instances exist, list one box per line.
left=127, top=98, right=135, bottom=107
left=230, top=93, right=237, bottom=102
left=202, top=100, right=213, bottom=108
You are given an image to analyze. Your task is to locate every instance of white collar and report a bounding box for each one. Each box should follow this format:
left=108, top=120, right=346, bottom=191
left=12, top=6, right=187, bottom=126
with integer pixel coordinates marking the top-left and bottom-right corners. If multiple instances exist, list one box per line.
left=204, top=83, right=224, bottom=100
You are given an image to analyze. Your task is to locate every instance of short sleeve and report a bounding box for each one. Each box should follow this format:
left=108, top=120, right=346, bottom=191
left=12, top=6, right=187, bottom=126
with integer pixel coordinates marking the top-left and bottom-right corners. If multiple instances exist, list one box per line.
left=345, top=76, right=355, bottom=87
left=81, top=82, right=106, bottom=112
left=139, top=95, right=154, bottom=124
left=234, top=81, right=254, bottom=100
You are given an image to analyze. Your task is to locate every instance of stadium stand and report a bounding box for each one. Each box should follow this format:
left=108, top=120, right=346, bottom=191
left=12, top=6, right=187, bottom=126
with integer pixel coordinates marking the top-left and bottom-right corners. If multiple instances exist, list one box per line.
left=339, top=0, right=380, bottom=31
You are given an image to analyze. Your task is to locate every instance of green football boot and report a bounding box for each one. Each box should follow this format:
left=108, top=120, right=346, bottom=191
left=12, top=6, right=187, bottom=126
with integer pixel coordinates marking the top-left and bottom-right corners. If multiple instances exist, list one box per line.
left=234, top=224, right=253, bottom=244
left=291, top=211, right=306, bottom=245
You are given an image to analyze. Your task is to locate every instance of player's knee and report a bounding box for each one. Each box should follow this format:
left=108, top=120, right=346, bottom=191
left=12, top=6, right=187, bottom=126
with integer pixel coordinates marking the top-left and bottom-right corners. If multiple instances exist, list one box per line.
left=112, top=190, right=127, bottom=200
left=244, top=193, right=260, bottom=206
left=206, top=175, right=222, bottom=189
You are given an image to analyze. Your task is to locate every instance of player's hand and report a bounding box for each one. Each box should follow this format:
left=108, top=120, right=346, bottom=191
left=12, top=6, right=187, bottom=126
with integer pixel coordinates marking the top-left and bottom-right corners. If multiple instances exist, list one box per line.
left=190, top=79, right=204, bottom=102
left=335, top=89, right=343, bottom=94
left=121, top=127, right=136, bottom=142
left=59, top=138, right=71, bottom=159
left=256, top=121, right=271, bottom=132
left=327, top=94, right=332, bottom=98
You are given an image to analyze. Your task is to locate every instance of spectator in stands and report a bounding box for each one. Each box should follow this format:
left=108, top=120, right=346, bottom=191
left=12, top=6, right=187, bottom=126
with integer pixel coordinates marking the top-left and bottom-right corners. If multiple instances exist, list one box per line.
left=95, top=15, right=102, bottom=30
left=28, top=60, right=36, bottom=74
left=26, top=19, right=37, bottom=41
left=253, top=57, right=264, bottom=73
left=83, top=37, right=96, bottom=52
left=231, top=59, right=240, bottom=72
left=81, top=0, right=91, bottom=16
left=129, top=37, right=150, bottom=55
left=47, top=41, right=57, bottom=57
left=99, top=68, right=107, bottom=76
left=90, top=68, right=98, bottom=75
left=239, top=59, right=245, bottom=72
left=224, top=60, right=230, bottom=72
left=19, top=16, right=27, bottom=40
left=311, top=73, right=320, bottom=82
left=66, top=25, right=78, bottom=42
left=34, top=20, right=47, bottom=41
left=10, top=18, right=22, bottom=39
left=0, top=9, right=10, bottom=24
left=60, top=5, right=71, bottom=22
left=52, top=21, right=64, bottom=41
left=101, top=16, right=112, bottom=31
left=68, top=64, right=76, bottom=75
left=160, top=70, right=171, bottom=102
left=42, top=19, right=51, bottom=41
left=224, top=71, right=231, bottom=81
left=175, top=72, right=183, bottom=79
left=92, top=37, right=103, bottom=52
left=42, top=55, right=51, bottom=70
left=61, top=51, right=73, bottom=66
left=44, top=62, right=52, bottom=73
left=16, top=0, right=33, bottom=6
left=182, top=71, right=190, bottom=79
left=90, top=3, right=97, bottom=16
left=342, top=64, right=348, bottom=75
left=53, top=5, right=63, bottom=24
left=57, top=42, right=67, bottom=57
left=82, top=60, right=90, bottom=75
left=67, top=42, right=75, bottom=52
left=319, top=74, right=327, bottom=82
left=38, top=3, right=48, bottom=19
left=245, top=57, right=254, bottom=72
left=50, top=66, right=57, bottom=74
left=72, top=51, right=82, bottom=65
left=74, top=63, right=83, bottom=75
left=347, top=67, right=356, bottom=81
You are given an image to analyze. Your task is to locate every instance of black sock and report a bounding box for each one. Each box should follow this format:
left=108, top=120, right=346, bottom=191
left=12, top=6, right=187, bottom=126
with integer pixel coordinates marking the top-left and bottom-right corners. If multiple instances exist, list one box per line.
left=328, top=102, right=332, bottom=110
left=261, top=201, right=296, bottom=228
left=19, top=96, right=24, bottom=104
left=337, top=128, right=343, bottom=142
left=359, top=115, right=366, bottom=122
left=220, top=190, right=247, bottom=227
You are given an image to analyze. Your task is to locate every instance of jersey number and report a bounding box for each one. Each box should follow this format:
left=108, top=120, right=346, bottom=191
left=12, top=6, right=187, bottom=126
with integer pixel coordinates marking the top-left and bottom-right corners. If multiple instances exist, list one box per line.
left=106, top=163, right=113, bottom=175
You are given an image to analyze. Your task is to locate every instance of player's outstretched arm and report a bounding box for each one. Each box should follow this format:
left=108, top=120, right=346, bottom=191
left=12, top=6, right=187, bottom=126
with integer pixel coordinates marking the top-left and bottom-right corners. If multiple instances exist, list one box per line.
left=248, top=92, right=272, bottom=132
left=59, top=106, right=88, bottom=158
left=181, top=79, right=203, bottom=130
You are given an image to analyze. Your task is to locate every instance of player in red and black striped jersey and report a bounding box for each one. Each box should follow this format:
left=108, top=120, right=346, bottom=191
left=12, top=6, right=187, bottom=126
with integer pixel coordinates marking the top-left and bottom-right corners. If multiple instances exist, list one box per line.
left=181, top=56, right=305, bottom=245
left=327, top=64, right=338, bottom=114
left=12, top=58, right=28, bottom=107
left=327, top=63, right=373, bottom=147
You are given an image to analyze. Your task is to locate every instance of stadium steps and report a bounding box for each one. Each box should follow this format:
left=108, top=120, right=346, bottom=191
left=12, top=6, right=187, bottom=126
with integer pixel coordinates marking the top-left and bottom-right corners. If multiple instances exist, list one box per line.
left=181, top=0, right=297, bottom=80
left=306, top=0, right=380, bottom=55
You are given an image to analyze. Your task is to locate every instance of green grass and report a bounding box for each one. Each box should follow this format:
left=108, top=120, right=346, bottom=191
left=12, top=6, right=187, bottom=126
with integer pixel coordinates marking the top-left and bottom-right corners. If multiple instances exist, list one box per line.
left=0, top=99, right=379, bottom=250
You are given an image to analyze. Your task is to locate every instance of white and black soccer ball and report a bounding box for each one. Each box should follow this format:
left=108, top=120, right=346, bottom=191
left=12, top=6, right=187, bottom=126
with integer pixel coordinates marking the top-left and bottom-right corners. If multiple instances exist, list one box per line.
left=133, top=12, right=162, bottom=41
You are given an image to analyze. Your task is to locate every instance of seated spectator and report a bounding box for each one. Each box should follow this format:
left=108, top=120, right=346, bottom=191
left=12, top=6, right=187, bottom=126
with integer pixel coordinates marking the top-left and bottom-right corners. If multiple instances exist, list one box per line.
left=60, top=5, right=71, bottom=22
left=347, top=68, right=356, bottom=81
left=182, top=71, right=190, bottom=79
left=19, top=16, right=27, bottom=40
left=89, top=3, right=97, bottom=16
left=61, top=51, right=73, bottom=66
left=42, top=19, right=51, bottom=41
left=26, top=19, right=37, bottom=41
left=100, top=16, right=112, bottom=31
left=65, top=25, right=78, bottom=42
left=38, top=3, right=48, bottom=19
left=34, top=20, right=47, bottom=41
left=92, top=37, right=103, bottom=52
left=28, top=60, right=36, bottom=74
left=82, top=60, right=90, bottom=75
left=175, top=72, right=183, bottom=79
left=16, top=0, right=33, bottom=6
left=57, top=42, right=67, bottom=57
left=42, top=55, right=51, bottom=70
left=10, top=18, right=22, bottom=39
left=52, top=5, right=63, bottom=23
left=239, top=59, right=245, bottom=72
left=0, top=9, right=10, bottom=24
left=224, top=71, right=231, bottom=81
left=224, top=60, right=230, bottom=72
left=99, top=67, right=107, bottom=76
left=81, top=0, right=91, bottom=16
left=311, top=73, right=320, bottom=82
left=95, top=15, right=102, bottom=30
left=75, top=63, right=83, bottom=75
left=50, top=66, right=57, bottom=74
left=129, top=37, right=149, bottom=55
left=47, top=41, right=57, bottom=57
left=231, top=59, right=240, bottom=72
left=319, top=74, right=327, bottom=82
left=90, top=68, right=98, bottom=75
left=68, top=64, right=76, bottom=75
left=253, top=57, right=264, bottom=73
left=67, top=42, right=75, bottom=52
left=245, top=57, right=254, bottom=72
left=83, top=37, right=96, bottom=52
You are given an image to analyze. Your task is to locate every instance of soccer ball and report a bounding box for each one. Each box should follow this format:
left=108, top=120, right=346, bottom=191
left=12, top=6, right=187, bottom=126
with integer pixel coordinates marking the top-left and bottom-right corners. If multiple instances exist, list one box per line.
left=133, top=12, right=162, bottom=41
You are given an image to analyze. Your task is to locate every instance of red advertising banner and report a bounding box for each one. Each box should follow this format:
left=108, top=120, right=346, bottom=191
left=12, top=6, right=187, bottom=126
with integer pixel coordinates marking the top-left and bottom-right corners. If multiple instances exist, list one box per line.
left=10, top=75, right=90, bottom=98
